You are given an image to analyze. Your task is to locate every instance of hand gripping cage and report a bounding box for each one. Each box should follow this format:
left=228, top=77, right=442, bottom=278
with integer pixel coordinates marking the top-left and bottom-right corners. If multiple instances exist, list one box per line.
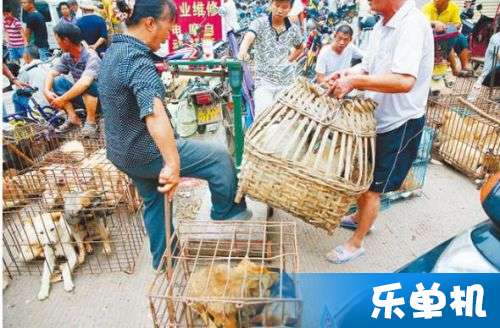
left=236, top=79, right=377, bottom=233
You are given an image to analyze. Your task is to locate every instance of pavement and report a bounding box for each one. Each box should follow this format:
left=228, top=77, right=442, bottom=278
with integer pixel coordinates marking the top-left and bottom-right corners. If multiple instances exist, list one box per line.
left=3, top=160, right=486, bottom=327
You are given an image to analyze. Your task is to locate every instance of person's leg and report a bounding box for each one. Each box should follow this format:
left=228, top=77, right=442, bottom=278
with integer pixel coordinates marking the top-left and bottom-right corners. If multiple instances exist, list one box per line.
left=177, top=138, right=247, bottom=219
left=12, top=91, right=30, bottom=116
left=52, top=76, right=82, bottom=125
left=81, top=81, right=98, bottom=124
left=448, top=49, right=461, bottom=76
left=455, top=34, right=471, bottom=72
left=121, top=157, right=172, bottom=269
left=328, top=117, right=425, bottom=263
left=254, top=81, right=278, bottom=118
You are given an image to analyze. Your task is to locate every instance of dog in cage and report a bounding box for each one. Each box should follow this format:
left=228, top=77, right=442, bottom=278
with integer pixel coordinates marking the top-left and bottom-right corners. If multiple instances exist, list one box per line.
left=18, top=212, right=78, bottom=300
left=63, top=189, right=113, bottom=265
left=186, top=258, right=281, bottom=328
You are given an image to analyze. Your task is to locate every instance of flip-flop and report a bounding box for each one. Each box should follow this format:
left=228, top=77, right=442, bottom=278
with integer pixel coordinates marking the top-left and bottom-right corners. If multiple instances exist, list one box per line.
left=326, top=245, right=365, bottom=264
left=340, top=215, right=375, bottom=232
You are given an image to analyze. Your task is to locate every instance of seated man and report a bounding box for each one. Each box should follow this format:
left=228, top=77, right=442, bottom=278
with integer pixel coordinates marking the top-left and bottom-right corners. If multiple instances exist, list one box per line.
left=315, top=24, right=364, bottom=84
left=422, top=0, right=472, bottom=76
left=12, top=45, right=50, bottom=117
left=479, top=30, right=500, bottom=87
left=43, top=22, right=100, bottom=136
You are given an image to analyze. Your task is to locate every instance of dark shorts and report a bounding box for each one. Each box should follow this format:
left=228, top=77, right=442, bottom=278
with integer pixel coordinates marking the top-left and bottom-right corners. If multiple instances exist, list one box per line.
left=370, top=116, right=425, bottom=193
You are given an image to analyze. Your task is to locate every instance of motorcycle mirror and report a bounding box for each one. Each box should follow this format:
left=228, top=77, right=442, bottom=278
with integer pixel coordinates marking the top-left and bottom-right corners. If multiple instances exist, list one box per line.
left=476, top=4, right=482, bottom=11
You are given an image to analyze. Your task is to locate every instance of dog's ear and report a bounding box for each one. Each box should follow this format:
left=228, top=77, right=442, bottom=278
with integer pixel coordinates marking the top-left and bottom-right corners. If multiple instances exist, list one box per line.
left=50, top=212, right=62, bottom=222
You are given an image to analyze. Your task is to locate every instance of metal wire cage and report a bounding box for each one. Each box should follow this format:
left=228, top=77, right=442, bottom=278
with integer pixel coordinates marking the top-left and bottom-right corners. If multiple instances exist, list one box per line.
left=148, top=219, right=301, bottom=328
left=427, top=96, right=499, bottom=182
left=3, top=124, right=61, bottom=171
left=3, top=140, right=145, bottom=276
left=3, top=201, right=145, bottom=277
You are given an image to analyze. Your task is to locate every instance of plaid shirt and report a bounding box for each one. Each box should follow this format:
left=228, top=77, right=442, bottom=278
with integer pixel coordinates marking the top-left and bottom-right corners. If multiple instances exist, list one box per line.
left=98, top=34, right=166, bottom=169
left=248, top=14, right=303, bottom=85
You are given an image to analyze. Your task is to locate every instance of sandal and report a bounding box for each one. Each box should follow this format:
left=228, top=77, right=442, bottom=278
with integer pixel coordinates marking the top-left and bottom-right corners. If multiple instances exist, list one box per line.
left=326, top=245, right=365, bottom=264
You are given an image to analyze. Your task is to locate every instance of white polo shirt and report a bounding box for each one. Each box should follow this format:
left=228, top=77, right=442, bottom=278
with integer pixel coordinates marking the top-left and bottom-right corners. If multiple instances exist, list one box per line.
left=361, top=0, right=434, bottom=133
left=316, top=43, right=364, bottom=78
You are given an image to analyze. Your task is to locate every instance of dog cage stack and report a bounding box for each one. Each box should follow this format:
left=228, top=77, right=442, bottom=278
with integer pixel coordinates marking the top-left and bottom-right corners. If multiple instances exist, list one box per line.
left=148, top=220, right=301, bottom=328
left=426, top=95, right=499, bottom=184
left=3, top=138, right=145, bottom=278
left=3, top=123, right=61, bottom=171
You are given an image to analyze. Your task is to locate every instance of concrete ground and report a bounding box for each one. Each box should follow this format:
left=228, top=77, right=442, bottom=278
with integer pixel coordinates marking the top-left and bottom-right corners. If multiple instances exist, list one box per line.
left=3, top=161, right=485, bottom=327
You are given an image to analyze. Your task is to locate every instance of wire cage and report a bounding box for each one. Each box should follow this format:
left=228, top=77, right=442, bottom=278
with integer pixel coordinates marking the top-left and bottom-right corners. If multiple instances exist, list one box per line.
left=427, top=78, right=500, bottom=127
left=149, top=220, right=301, bottom=328
left=3, top=201, right=145, bottom=277
left=3, top=123, right=61, bottom=171
left=2, top=141, right=145, bottom=277
left=427, top=96, right=499, bottom=182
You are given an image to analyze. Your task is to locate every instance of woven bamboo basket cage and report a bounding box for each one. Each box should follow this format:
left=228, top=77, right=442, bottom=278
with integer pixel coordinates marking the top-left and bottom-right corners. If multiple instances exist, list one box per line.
left=236, top=79, right=377, bottom=233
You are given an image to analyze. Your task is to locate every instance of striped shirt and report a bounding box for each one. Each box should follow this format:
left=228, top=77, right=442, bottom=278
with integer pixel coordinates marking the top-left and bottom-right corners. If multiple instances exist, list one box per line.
left=3, top=17, right=24, bottom=48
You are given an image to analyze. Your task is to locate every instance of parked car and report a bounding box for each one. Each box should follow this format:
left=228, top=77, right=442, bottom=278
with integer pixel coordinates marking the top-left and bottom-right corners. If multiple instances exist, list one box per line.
left=397, top=172, right=500, bottom=273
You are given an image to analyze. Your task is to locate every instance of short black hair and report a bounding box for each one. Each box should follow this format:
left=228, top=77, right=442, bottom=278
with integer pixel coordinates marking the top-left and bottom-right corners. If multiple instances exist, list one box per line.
left=58, top=1, right=70, bottom=12
left=25, top=45, right=40, bottom=59
left=336, top=24, right=354, bottom=37
left=53, top=21, right=83, bottom=44
left=3, top=3, right=12, bottom=13
left=116, top=0, right=177, bottom=26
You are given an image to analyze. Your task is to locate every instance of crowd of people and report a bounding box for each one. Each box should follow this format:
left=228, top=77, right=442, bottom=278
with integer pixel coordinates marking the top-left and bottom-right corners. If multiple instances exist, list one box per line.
left=2, top=0, right=499, bottom=268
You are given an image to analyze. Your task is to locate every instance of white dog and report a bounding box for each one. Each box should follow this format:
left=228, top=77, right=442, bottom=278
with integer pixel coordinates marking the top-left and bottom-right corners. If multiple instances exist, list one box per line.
left=20, top=212, right=78, bottom=300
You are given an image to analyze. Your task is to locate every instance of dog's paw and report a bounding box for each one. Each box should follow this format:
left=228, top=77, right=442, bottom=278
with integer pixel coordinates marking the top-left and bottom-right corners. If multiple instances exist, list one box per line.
left=85, top=244, right=94, bottom=254
left=63, top=280, right=74, bottom=292
left=37, top=290, right=49, bottom=300
left=77, top=253, right=86, bottom=265
left=102, top=245, right=112, bottom=256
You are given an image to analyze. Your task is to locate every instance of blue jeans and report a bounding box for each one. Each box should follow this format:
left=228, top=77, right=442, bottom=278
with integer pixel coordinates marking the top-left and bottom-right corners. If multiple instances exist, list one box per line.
left=52, top=76, right=99, bottom=109
left=119, top=138, right=247, bottom=269
left=12, top=90, right=31, bottom=117
left=38, top=47, right=50, bottom=61
left=8, top=47, right=24, bottom=62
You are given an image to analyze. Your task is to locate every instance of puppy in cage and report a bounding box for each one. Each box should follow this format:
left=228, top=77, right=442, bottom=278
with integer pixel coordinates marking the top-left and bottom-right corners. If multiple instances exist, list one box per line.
left=63, top=189, right=113, bottom=265
left=18, top=212, right=78, bottom=300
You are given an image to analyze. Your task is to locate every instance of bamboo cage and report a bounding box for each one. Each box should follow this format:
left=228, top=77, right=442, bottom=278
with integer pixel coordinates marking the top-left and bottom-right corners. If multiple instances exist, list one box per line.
left=429, top=96, right=499, bottom=181
left=148, top=220, right=301, bottom=328
left=236, top=79, right=377, bottom=233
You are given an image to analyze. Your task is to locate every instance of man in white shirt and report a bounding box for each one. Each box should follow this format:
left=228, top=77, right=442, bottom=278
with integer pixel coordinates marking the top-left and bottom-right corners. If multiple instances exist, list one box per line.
left=12, top=45, right=50, bottom=116
left=315, top=24, right=364, bottom=84
left=326, top=0, right=434, bottom=264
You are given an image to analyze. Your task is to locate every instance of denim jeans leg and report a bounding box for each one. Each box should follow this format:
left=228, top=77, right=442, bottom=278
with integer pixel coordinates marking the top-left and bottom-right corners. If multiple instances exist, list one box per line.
left=177, top=138, right=246, bottom=219
left=12, top=92, right=30, bottom=116
left=122, top=157, right=171, bottom=269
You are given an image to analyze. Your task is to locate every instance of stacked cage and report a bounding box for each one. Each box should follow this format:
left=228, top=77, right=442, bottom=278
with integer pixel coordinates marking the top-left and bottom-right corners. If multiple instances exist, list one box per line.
left=3, top=137, right=145, bottom=281
left=427, top=78, right=499, bottom=183
left=149, top=220, right=301, bottom=328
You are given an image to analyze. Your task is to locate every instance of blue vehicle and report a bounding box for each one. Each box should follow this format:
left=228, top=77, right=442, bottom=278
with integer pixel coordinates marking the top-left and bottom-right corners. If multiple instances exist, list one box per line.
left=398, top=173, right=500, bottom=273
